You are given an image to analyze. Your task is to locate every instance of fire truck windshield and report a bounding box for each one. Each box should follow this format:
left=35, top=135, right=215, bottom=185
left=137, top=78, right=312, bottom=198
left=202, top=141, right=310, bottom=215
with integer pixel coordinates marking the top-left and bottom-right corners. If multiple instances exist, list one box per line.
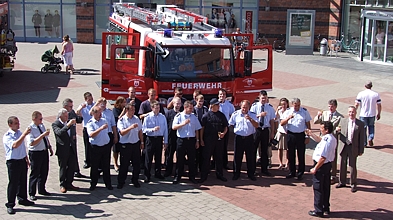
left=156, top=47, right=233, bottom=82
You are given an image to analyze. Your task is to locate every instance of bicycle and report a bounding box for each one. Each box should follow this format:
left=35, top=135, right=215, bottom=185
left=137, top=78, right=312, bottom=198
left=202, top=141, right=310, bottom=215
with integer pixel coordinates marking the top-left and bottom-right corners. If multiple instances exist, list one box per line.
left=339, top=34, right=360, bottom=55
left=273, top=34, right=286, bottom=53
left=254, top=33, right=269, bottom=46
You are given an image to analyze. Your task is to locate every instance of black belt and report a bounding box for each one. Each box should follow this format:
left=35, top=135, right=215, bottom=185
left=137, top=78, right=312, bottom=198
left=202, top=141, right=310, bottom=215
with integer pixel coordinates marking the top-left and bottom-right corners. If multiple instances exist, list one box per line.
left=91, top=144, right=108, bottom=147
left=148, top=136, right=163, bottom=139
left=257, top=127, right=270, bottom=131
left=29, top=149, right=47, bottom=152
left=179, top=137, right=195, bottom=140
left=314, top=160, right=332, bottom=165
left=7, top=158, right=25, bottom=162
left=236, top=134, right=253, bottom=139
left=288, top=131, right=304, bottom=134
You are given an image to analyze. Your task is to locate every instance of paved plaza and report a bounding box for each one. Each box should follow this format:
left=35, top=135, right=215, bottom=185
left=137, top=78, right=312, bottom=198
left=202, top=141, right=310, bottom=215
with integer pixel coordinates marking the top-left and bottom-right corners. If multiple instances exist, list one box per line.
left=0, top=42, right=392, bottom=219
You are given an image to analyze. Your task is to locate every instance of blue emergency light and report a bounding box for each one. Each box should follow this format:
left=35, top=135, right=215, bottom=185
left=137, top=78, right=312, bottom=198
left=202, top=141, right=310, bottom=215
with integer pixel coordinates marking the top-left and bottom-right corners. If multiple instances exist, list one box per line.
left=164, top=29, right=173, bottom=38
left=214, top=29, right=223, bottom=38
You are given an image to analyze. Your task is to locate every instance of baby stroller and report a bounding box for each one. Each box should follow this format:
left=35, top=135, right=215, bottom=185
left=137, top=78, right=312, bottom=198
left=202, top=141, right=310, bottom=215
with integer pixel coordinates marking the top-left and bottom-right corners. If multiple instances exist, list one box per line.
left=40, top=45, right=64, bottom=73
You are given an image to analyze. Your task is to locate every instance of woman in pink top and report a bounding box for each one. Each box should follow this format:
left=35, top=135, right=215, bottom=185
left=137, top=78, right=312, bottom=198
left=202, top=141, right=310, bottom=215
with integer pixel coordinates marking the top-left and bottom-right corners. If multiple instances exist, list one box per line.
left=61, top=35, right=74, bottom=74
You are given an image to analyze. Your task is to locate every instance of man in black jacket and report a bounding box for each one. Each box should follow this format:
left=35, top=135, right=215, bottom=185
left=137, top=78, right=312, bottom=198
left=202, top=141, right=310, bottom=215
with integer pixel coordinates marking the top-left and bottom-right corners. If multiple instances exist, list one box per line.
left=52, top=108, right=79, bottom=193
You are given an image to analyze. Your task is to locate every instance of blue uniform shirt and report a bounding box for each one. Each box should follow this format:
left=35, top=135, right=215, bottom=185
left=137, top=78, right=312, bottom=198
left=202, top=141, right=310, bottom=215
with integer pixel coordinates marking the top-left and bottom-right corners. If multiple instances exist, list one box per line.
left=87, top=117, right=110, bottom=146
left=313, top=133, right=337, bottom=163
left=283, top=107, right=312, bottom=133
left=80, top=102, right=95, bottom=127
left=142, top=112, right=168, bottom=144
left=172, top=112, right=202, bottom=138
left=3, top=129, right=27, bottom=160
left=219, top=100, right=235, bottom=121
left=117, top=115, right=142, bottom=144
left=101, top=108, right=116, bottom=133
left=228, top=110, right=257, bottom=136
left=26, top=122, right=48, bottom=151
left=250, top=102, right=276, bottom=128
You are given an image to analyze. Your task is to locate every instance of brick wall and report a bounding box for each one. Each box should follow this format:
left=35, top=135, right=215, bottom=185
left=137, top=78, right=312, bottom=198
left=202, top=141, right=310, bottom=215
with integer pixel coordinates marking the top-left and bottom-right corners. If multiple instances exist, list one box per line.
left=76, top=0, right=94, bottom=43
left=259, top=0, right=343, bottom=49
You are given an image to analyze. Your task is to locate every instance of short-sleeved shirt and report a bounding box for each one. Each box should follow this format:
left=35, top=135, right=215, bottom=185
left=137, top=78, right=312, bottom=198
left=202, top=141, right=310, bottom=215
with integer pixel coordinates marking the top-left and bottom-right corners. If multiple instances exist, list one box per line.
left=355, top=89, right=381, bottom=117
left=26, top=122, right=48, bottom=151
left=142, top=112, right=168, bottom=144
left=277, top=108, right=290, bottom=133
left=87, top=117, right=110, bottom=146
left=201, top=111, right=228, bottom=138
left=117, top=115, right=142, bottom=144
left=312, top=133, right=337, bottom=163
left=80, top=102, right=95, bottom=127
left=283, top=107, right=312, bottom=133
left=250, top=102, right=276, bottom=128
left=172, top=112, right=202, bottom=138
left=228, top=110, right=257, bottom=136
left=193, top=106, right=209, bottom=123
left=101, top=108, right=116, bottom=133
left=3, top=129, right=27, bottom=160
left=219, top=100, right=235, bottom=121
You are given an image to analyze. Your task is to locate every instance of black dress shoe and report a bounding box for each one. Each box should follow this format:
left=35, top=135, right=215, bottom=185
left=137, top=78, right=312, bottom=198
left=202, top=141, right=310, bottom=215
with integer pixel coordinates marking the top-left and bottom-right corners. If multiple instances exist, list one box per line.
left=351, top=186, right=357, bottom=193
left=18, top=200, right=35, bottom=206
left=74, top=172, right=87, bottom=178
left=323, top=209, right=330, bottom=215
left=30, top=195, right=37, bottom=201
left=198, top=177, right=207, bottom=183
left=163, top=172, right=171, bottom=178
left=190, top=178, right=198, bottom=184
left=286, top=173, right=296, bottom=179
left=232, top=174, right=240, bottom=180
left=89, top=185, right=96, bottom=191
left=297, top=174, right=303, bottom=180
left=106, top=185, right=113, bottom=190
left=7, top=207, right=15, bottom=215
left=217, top=175, right=227, bottom=182
left=336, top=183, right=346, bottom=188
left=173, top=177, right=180, bottom=184
left=261, top=171, right=271, bottom=176
left=223, top=165, right=230, bottom=170
left=83, top=163, right=90, bottom=169
left=308, top=210, right=323, bottom=217
left=133, top=181, right=141, bottom=188
left=154, top=174, right=165, bottom=180
left=248, top=176, right=257, bottom=181
left=117, top=184, right=124, bottom=189
left=38, top=191, right=51, bottom=196
left=144, top=176, right=151, bottom=183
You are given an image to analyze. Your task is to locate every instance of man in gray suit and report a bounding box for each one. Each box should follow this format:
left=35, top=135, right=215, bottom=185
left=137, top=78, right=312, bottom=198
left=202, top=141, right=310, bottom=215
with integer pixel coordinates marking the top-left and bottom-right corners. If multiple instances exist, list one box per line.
left=314, top=99, right=344, bottom=184
left=335, top=106, right=365, bottom=193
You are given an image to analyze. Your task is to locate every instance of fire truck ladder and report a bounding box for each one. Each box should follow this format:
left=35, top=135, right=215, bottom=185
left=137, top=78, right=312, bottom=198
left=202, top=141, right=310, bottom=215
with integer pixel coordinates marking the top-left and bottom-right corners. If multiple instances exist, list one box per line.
left=161, top=7, right=216, bottom=31
left=113, top=3, right=162, bottom=26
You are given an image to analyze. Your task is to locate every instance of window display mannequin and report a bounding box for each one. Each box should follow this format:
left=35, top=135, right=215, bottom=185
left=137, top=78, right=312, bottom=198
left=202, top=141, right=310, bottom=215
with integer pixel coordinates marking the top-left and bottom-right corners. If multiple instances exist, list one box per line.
left=32, top=10, right=42, bottom=37
left=44, top=9, right=53, bottom=37
left=53, top=10, right=61, bottom=38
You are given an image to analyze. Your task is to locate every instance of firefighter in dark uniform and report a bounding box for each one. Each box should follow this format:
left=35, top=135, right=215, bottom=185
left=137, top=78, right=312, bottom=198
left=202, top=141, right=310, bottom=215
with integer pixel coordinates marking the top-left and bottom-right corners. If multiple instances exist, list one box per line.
left=172, top=101, right=202, bottom=184
left=199, top=98, right=228, bottom=183
left=307, top=121, right=337, bottom=217
left=228, top=100, right=259, bottom=181
left=280, top=98, right=312, bottom=180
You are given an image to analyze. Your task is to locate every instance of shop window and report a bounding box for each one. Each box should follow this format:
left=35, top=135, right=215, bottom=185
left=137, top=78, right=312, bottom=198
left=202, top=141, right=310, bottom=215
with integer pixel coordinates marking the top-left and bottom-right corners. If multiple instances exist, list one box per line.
left=62, top=5, right=76, bottom=40
left=25, top=5, right=61, bottom=38
left=9, top=3, right=24, bottom=38
left=95, top=5, right=110, bottom=42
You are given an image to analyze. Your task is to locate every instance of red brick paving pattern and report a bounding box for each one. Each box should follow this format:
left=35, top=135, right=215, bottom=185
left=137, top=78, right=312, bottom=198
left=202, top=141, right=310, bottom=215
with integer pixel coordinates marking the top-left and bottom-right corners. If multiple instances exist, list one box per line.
left=273, top=70, right=337, bottom=90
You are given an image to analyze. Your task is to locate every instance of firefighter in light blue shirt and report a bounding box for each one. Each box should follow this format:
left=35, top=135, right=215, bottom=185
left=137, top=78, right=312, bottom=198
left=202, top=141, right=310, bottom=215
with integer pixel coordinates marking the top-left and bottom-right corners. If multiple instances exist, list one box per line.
left=172, top=101, right=202, bottom=184
left=228, top=100, right=259, bottom=181
left=3, top=116, right=34, bottom=214
left=142, top=101, right=168, bottom=182
left=280, top=98, right=312, bottom=180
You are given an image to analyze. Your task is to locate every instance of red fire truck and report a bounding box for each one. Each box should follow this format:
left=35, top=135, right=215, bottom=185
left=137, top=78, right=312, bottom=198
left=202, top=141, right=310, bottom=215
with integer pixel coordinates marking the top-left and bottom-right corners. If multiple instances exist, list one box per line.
left=102, top=3, right=272, bottom=106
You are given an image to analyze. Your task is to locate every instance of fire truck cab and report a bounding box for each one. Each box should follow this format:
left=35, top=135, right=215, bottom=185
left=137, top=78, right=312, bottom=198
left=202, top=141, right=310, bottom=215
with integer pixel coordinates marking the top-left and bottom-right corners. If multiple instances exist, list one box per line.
left=102, top=3, right=272, bottom=106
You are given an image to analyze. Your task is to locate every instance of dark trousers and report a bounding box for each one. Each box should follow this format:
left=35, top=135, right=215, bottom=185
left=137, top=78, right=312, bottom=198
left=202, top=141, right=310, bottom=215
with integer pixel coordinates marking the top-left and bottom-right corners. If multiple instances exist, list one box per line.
left=254, top=128, right=270, bottom=172
left=164, top=133, right=177, bottom=176
left=144, top=136, right=163, bottom=178
left=175, top=137, right=197, bottom=180
left=90, top=144, right=111, bottom=187
left=118, top=142, right=141, bottom=184
left=201, top=136, right=224, bottom=179
left=57, top=151, right=77, bottom=188
left=313, top=161, right=332, bottom=213
left=223, top=128, right=229, bottom=167
left=28, top=150, right=49, bottom=196
left=83, top=128, right=91, bottom=166
left=233, top=134, right=256, bottom=177
left=287, top=131, right=306, bottom=175
left=6, top=159, right=28, bottom=208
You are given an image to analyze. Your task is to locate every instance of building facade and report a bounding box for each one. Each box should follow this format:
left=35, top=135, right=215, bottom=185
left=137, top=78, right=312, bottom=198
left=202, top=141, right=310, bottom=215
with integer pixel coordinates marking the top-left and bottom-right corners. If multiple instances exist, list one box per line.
left=5, top=0, right=393, bottom=62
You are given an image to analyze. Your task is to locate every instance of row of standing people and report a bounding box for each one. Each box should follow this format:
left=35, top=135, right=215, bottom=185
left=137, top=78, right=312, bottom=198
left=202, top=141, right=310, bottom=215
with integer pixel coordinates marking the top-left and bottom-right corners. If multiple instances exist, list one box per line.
left=3, top=81, right=381, bottom=216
